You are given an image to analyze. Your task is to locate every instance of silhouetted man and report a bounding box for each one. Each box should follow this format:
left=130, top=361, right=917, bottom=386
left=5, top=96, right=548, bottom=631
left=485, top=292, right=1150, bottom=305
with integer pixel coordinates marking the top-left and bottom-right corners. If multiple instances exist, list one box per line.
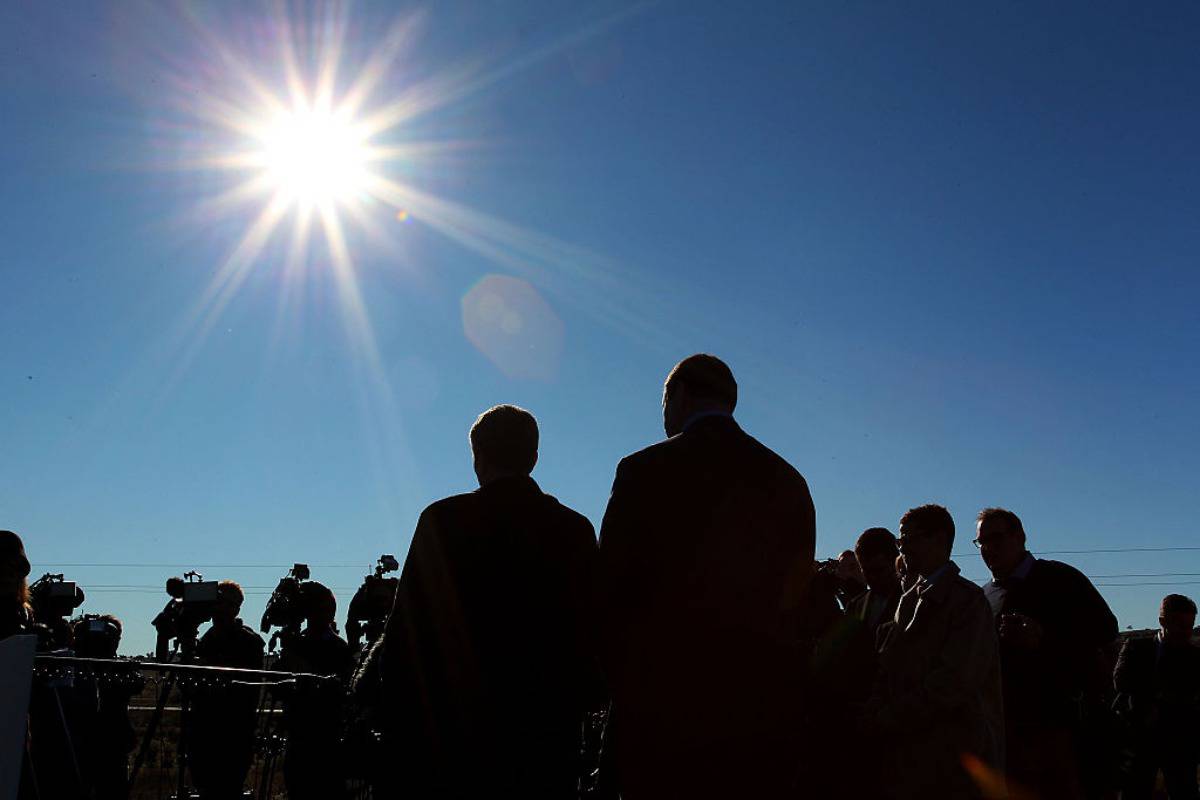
left=278, top=582, right=354, bottom=800
left=872, top=504, right=1004, bottom=800
left=849, top=528, right=902, bottom=635
left=977, top=507, right=1118, bottom=799
left=380, top=404, right=602, bottom=799
left=1115, top=594, right=1200, bottom=800
left=71, top=614, right=143, bottom=800
left=807, top=528, right=901, bottom=797
left=188, top=580, right=265, bottom=800
left=598, top=354, right=816, bottom=800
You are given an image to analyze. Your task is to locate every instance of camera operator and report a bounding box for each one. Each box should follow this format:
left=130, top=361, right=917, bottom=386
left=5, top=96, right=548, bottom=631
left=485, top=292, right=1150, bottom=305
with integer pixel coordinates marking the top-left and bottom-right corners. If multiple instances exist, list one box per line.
left=275, top=581, right=353, bottom=800
left=70, top=614, right=144, bottom=800
left=187, top=580, right=265, bottom=800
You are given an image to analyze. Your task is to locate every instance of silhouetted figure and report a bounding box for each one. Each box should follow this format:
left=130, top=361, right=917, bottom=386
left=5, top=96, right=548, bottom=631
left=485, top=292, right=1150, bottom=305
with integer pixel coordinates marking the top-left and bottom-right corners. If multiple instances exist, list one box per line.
left=187, top=580, right=265, bottom=800
left=70, top=614, right=143, bottom=800
left=872, top=505, right=1004, bottom=800
left=805, top=528, right=901, bottom=797
left=0, top=530, right=33, bottom=642
left=836, top=548, right=868, bottom=606
left=379, top=404, right=603, bottom=799
left=1, top=530, right=38, bottom=800
left=849, top=528, right=902, bottom=636
left=977, top=507, right=1118, bottom=799
left=598, top=354, right=816, bottom=800
left=1115, top=594, right=1200, bottom=800
left=277, top=581, right=354, bottom=800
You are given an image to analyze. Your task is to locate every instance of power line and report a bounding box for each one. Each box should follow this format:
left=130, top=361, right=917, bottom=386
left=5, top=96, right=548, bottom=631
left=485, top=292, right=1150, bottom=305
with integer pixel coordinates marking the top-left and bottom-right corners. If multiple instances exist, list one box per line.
left=953, top=546, right=1200, bottom=558
left=31, top=563, right=371, bottom=569
left=35, top=546, right=1200, bottom=570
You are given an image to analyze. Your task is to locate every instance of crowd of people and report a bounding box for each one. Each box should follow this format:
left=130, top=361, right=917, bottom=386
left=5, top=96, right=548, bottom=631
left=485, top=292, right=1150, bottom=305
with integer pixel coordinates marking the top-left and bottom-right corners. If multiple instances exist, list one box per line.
left=3, top=353, right=1199, bottom=799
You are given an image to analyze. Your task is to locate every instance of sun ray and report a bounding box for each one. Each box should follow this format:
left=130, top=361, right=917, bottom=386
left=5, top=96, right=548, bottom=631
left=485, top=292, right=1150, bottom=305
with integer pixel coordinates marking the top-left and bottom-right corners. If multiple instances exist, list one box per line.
left=338, top=15, right=423, bottom=119
left=317, top=201, right=392, bottom=400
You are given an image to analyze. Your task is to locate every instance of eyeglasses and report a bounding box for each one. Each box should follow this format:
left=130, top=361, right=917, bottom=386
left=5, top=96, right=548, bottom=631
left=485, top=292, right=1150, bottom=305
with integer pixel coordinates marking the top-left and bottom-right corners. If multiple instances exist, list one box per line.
left=897, top=529, right=931, bottom=545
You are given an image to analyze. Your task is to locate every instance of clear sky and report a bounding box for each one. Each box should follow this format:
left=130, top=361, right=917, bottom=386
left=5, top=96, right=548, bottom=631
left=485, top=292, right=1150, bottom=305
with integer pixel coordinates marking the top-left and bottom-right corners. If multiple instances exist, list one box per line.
left=3, top=1, right=1198, bottom=656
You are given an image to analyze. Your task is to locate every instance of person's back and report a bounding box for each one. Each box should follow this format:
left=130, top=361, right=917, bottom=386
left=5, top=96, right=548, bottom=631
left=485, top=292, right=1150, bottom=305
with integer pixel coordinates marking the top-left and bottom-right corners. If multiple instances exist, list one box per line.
left=599, top=355, right=816, bottom=799
left=381, top=405, right=601, bottom=799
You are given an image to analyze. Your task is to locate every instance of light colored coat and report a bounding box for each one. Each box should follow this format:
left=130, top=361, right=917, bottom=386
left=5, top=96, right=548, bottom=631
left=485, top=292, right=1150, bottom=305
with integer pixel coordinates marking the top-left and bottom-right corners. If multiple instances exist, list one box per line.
left=873, top=561, right=1006, bottom=799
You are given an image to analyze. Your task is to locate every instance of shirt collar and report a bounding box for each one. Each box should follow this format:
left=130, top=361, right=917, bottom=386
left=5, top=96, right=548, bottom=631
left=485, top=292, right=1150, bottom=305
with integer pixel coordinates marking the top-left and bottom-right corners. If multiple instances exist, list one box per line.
left=922, top=561, right=953, bottom=586
left=681, top=410, right=734, bottom=433
left=1011, top=551, right=1036, bottom=580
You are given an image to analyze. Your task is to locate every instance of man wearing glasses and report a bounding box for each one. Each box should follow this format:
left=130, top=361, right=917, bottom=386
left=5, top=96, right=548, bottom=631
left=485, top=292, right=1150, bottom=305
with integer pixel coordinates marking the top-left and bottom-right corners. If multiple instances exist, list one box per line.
left=871, top=504, right=1005, bottom=799
left=975, top=507, right=1117, bottom=800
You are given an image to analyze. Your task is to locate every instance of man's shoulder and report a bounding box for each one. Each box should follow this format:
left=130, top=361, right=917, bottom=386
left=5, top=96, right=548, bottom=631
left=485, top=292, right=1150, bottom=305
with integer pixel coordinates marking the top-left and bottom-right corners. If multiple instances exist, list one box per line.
left=237, top=623, right=266, bottom=649
left=1120, top=636, right=1157, bottom=659
left=947, top=573, right=990, bottom=607
left=538, top=492, right=596, bottom=536
left=1032, top=558, right=1093, bottom=586
left=617, top=423, right=806, bottom=484
left=421, top=491, right=480, bottom=518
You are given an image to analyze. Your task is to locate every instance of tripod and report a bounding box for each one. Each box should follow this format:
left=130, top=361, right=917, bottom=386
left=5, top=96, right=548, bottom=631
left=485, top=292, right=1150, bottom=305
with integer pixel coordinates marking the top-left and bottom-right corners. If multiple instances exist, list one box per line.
left=129, top=632, right=199, bottom=799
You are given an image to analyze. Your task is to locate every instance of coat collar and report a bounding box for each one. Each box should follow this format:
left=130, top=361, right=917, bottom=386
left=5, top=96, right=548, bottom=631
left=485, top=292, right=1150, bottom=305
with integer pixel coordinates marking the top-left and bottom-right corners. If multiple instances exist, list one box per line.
left=914, top=560, right=962, bottom=601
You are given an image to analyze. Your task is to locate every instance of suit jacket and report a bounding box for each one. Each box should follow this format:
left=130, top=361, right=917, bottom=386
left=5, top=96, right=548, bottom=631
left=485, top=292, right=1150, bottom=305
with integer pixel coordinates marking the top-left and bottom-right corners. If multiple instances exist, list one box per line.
left=380, top=476, right=602, bottom=799
left=598, top=415, right=816, bottom=799
left=874, top=562, right=1006, bottom=800
left=1115, top=636, right=1200, bottom=734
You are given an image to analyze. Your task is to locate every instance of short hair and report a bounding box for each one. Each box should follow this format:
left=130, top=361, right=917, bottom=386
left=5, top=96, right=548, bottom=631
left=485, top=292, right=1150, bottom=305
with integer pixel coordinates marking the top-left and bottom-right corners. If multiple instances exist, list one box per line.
left=664, top=354, right=737, bottom=410
left=217, top=580, right=244, bottom=608
left=99, top=613, right=123, bottom=637
left=302, top=581, right=337, bottom=620
left=469, top=405, right=539, bottom=475
left=1161, top=594, right=1198, bottom=616
left=855, top=527, right=899, bottom=562
left=900, top=504, right=955, bottom=551
left=977, top=507, right=1026, bottom=543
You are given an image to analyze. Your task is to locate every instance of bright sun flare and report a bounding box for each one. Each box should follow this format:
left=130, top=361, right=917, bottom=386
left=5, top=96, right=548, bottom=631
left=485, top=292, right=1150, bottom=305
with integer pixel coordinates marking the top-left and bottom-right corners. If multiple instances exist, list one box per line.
left=254, top=105, right=371, bottom=208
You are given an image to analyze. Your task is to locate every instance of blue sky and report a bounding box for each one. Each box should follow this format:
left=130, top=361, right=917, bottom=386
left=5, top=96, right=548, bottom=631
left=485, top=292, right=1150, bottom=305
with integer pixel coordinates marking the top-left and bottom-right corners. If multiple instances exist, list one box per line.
left=2, top=1, right=1198, bottom=656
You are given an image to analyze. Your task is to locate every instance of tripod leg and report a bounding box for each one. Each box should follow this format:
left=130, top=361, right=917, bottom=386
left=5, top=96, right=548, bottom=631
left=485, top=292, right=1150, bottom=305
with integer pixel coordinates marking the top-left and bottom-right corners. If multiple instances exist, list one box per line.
left=127, top=671, right=174, bottom=791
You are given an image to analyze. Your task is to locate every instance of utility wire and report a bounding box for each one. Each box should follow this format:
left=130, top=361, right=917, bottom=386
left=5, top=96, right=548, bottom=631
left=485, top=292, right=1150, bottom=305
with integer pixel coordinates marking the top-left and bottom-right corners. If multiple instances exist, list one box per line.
left=35, top=545, right=1200, bottom=569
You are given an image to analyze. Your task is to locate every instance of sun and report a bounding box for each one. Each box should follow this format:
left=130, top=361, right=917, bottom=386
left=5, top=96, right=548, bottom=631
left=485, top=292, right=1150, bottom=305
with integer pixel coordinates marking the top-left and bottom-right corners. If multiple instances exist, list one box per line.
left=253, top=104, right=371, bottom=209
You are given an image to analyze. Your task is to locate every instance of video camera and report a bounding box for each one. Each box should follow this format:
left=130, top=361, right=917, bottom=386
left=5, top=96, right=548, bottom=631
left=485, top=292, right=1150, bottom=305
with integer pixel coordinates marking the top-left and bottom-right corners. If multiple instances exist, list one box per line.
left=260, top=563, right=312, bottom=653
left=30, top=573, right=85, bottom=619
left=346, top=554, right=400, bottom=651
left=29, top=573, right=86, bottom=651
left=152, top=570, right=218, bottom=661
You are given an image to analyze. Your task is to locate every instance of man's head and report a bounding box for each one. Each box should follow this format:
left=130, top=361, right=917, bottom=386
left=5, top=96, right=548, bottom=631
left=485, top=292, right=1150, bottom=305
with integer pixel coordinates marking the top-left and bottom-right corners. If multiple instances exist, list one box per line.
left=469, top=404, right=539, bottom=486
left=302, top=581, right=337, bottom=630
left=898, top=504, right=955, bottom=578
left=213, top=580, right=244, bottom=627
left=855, top=527, right=901, bottom=593
left=662, top=354, right=737, bottom=437
left=1160, top=594, right=1197, bottom=645
left=975, top=507, right=1027, bottom=578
